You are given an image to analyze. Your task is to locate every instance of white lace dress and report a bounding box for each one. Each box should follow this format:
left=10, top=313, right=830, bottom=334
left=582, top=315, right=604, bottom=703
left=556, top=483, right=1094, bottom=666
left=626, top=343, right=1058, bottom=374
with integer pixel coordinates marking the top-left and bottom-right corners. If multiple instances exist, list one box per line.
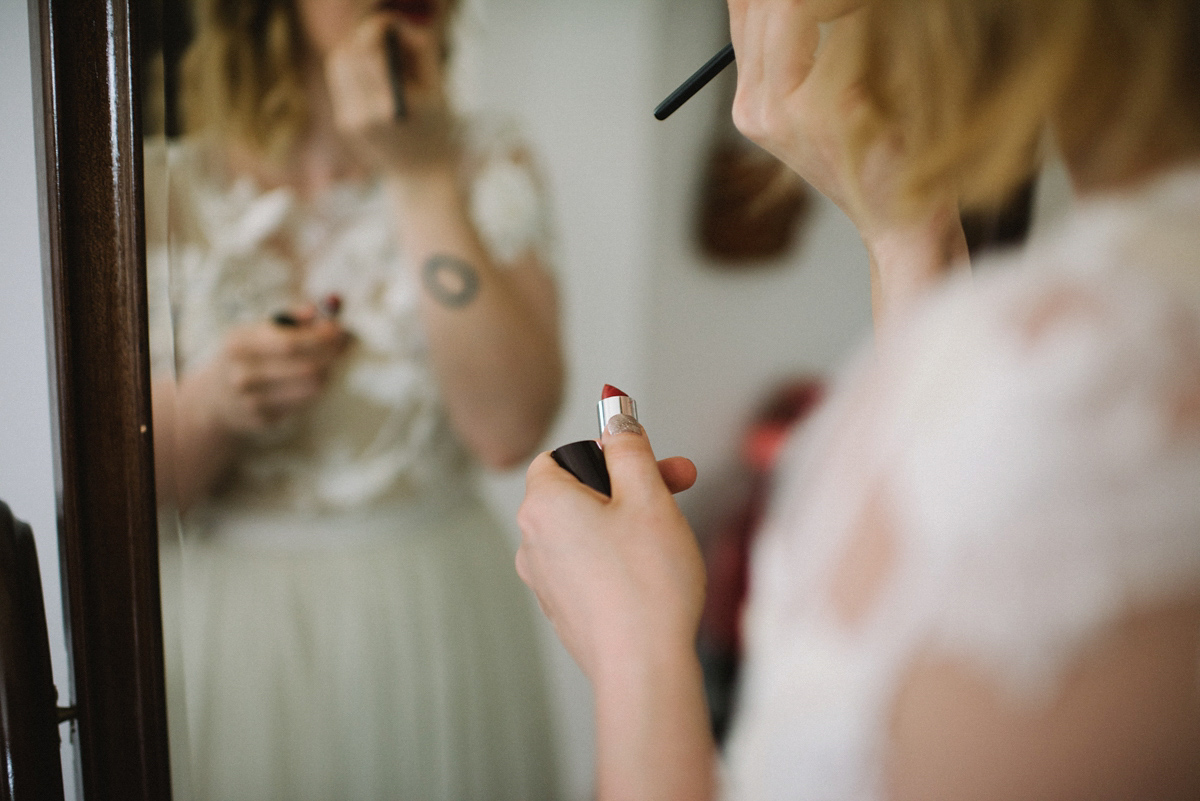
left=723, top=168, right=1200, bottom=799
left=158, top=124, right=559, bottom=801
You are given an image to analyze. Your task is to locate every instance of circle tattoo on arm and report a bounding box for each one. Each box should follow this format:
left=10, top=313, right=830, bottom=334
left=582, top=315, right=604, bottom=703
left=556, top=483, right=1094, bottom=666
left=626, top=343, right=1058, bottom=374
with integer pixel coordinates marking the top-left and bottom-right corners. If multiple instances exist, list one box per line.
left=422, top=254, right=481, bottom=309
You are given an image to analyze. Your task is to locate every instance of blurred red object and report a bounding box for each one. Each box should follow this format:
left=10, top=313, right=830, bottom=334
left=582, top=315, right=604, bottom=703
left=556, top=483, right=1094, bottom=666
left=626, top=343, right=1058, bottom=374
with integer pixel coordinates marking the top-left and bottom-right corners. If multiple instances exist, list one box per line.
left=698, top=379, right=824, bottom=740
left=701, top=379, right=823, bottom=653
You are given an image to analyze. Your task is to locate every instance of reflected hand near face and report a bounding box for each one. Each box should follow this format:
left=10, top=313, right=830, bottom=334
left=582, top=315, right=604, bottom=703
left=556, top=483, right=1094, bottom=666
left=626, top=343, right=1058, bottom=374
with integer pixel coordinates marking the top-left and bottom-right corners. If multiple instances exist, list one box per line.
left=516, top=424, right=704, bottom=680
left=196, top=308, right=351, bottom=435
left=325, top=13, right=458, bottom=175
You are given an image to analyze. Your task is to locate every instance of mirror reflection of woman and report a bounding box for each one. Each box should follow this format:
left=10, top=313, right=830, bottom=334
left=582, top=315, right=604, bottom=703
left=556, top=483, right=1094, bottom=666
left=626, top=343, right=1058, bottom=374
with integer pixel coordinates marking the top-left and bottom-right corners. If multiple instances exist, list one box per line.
left=155, top=0, right=563, bottom=797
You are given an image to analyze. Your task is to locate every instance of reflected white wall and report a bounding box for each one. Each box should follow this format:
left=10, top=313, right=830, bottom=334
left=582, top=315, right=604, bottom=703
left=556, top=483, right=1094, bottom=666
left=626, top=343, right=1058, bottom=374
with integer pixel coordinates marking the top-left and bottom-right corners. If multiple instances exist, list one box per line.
left=0, top=1, right=874, bottom=798
left=460, top=2, right=872, bottom=798
left=642, top=0, right=872, bottom=531
left=461, top=0, right=873, bottom=529
left=459, top=3, right=666, bottom=796
left=0, top=1, right=79, bottom=797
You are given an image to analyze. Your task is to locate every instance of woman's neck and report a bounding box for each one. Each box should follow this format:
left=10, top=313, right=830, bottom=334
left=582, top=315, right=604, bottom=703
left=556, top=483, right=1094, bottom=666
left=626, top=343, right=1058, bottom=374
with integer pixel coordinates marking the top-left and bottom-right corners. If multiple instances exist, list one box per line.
left=230, top=63, right=369, bottom=200
left=293, top=63, right=370, bottom=198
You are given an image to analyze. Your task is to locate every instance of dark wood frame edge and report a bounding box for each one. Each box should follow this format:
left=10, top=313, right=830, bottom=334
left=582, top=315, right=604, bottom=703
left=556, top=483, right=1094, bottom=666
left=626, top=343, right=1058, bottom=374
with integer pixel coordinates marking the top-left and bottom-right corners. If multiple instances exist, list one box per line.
left=28, top=0, right=173, bottom=798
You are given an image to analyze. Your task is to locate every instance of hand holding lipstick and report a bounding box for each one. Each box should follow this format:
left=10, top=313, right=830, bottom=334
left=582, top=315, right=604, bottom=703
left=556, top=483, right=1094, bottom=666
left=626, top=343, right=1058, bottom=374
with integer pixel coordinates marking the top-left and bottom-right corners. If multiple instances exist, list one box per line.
left=272, top=293, right=343, bottom=327
left=519, top=410, right=702, bottom=676
left=324, top=4, right=458, bottom=176
left=189, top=305, right=350, bottom=436
left=517, top=410, right=714, bottom=799
left=552, top=385, right=696, bottom=496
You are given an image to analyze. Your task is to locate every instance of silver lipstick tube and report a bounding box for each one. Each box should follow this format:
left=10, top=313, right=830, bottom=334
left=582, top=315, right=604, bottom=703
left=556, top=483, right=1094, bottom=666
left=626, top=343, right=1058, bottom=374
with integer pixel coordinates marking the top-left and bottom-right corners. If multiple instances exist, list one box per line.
left=597, top=395, right=638, bottom=435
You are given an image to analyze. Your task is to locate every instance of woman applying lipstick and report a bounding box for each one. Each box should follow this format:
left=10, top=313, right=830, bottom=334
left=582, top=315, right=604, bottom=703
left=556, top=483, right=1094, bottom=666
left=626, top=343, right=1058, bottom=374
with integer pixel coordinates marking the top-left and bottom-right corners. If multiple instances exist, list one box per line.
left=157, top=0, right=563, bottom=797
left=519, top=1, right=1200, bottom=799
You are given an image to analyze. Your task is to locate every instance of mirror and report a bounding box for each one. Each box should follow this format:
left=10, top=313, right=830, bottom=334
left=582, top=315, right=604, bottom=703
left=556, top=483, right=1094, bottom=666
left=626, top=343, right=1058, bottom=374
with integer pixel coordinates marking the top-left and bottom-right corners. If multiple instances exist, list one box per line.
left=143, top=0, right=876, bottom=798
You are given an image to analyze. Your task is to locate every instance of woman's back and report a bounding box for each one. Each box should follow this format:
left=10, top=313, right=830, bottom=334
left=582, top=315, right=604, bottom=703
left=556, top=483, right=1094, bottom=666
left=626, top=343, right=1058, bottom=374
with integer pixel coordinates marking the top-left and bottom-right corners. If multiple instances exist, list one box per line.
left=726, top=166, right=1200, bottom=800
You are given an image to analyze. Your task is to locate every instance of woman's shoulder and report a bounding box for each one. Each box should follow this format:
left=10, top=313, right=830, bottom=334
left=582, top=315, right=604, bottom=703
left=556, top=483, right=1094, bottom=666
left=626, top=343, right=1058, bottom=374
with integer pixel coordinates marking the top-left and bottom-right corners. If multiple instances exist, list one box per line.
left=758, top=171, right=1200, bottom=662
left=457, top=113, right=555, bottom=266
left=874, top=194, right=1200, bottom=793
left=864, top=181, right=1200, bottom=687
left=897, top=166, right=1200, bottom=423
left=166, top=136, right=237, bottom=191
left=892, top=181, right=1200, bottom=524
left=458, top=113, right=537, bottom=160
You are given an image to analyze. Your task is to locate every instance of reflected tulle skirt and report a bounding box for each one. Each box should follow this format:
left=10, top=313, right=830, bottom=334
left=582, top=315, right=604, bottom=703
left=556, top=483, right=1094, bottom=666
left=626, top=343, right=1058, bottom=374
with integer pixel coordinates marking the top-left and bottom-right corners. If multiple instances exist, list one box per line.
left=173, top=495, right=559, bottom=801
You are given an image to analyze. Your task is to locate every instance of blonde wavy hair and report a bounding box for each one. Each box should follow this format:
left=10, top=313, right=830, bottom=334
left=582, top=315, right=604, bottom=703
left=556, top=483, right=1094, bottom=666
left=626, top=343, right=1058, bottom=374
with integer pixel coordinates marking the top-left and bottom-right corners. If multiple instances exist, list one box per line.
left=849, top=0, right=1200, bottom=211
left=182, top=0, right=460, bottom=161
left=181, top=0, right=309, bottom=160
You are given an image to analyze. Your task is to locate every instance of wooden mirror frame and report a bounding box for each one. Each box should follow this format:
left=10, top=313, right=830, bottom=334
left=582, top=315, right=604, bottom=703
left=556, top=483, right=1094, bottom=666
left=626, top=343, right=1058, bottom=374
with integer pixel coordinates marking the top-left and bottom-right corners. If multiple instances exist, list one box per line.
left=29, top=0, right=173, bottom=798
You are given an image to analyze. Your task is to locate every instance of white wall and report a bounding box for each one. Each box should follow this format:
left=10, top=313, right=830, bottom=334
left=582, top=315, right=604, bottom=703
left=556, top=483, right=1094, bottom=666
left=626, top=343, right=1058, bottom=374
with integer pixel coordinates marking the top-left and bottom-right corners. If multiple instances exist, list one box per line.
left=460, top=3, right=665, bottom=795
left=463, top=2, right=872, bottom=797
left=465, top=0, right=873, bottom=525
left=0, top=1, right=78, bottom=797
left=641, top=0, right=872, bottom=532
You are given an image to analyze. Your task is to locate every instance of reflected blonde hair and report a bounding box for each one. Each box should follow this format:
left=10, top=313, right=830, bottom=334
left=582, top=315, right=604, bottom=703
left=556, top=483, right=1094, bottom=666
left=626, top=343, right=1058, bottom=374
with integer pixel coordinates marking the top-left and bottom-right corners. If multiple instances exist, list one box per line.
left=181, top=0, right=460, bottom=162
left=850, top=0, right=1200, bottom=211
left=182, top=0, right=309, bottom=161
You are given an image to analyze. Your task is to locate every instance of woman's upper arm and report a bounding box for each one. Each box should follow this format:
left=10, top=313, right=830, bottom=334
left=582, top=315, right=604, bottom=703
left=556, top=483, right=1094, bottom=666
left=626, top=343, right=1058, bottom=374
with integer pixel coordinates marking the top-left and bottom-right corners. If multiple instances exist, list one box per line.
left=887, top=599, right=1200, bottom=801
left=464, top=132, right=561, bottom=335
left=501, top=250, right=559, bottom=339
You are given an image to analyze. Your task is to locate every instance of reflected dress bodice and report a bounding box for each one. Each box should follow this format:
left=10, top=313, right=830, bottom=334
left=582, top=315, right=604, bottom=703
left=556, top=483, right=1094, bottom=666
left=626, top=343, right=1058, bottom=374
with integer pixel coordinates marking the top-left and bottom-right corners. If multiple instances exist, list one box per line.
left=152, top=121, right=562, bottom=801
left=157, top=121, right=553, bottom=518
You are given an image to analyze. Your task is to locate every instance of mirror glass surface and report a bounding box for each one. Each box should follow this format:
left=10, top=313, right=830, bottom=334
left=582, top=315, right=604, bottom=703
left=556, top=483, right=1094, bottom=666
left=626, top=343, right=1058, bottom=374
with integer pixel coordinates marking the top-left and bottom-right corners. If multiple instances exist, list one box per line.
left=145, top=1, right=874, bottom=799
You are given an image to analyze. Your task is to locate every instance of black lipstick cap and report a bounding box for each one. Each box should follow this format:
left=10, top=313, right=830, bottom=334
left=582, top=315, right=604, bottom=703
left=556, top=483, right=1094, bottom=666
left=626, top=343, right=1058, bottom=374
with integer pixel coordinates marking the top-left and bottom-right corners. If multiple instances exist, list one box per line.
left=550, top=440, right=611, bottom=496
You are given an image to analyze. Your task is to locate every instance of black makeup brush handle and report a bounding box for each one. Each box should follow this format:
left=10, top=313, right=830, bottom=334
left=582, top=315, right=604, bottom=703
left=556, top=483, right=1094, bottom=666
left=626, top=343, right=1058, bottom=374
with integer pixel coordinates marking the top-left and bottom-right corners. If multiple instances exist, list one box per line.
left=384, top=29, right=407, bottom=120
left=654, top=42, right=735, bottom=121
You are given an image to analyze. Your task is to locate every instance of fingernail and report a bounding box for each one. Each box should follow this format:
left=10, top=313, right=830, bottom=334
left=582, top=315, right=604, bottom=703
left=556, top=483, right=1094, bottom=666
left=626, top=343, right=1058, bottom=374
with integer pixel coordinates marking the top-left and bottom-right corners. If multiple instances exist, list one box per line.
left=605, top=414, right=644, bottom=437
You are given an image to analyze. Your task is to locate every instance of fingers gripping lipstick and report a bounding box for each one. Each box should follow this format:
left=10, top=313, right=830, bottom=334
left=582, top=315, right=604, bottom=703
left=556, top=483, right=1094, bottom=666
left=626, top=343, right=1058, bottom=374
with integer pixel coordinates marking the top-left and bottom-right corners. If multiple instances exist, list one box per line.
left=551, top=385, right=638, bottom=496
left=272, top=294, right=343, bottom=327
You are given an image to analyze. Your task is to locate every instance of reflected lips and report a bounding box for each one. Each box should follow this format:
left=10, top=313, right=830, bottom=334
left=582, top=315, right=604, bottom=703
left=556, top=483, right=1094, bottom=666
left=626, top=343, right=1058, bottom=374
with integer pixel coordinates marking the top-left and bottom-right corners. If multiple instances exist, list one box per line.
left=377, top=0, right=435, bottom=24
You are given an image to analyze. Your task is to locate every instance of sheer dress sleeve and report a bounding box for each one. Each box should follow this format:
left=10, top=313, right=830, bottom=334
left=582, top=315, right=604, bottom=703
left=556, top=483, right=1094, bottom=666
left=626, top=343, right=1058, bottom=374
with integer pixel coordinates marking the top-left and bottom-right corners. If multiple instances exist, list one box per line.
left=724, top=179, right=1200, bottom=800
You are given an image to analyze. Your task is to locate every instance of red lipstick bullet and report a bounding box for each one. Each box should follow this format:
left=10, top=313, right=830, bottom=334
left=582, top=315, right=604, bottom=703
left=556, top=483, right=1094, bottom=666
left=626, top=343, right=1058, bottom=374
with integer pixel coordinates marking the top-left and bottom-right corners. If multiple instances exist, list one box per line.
left=597, top=385, right=637, bottom=434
